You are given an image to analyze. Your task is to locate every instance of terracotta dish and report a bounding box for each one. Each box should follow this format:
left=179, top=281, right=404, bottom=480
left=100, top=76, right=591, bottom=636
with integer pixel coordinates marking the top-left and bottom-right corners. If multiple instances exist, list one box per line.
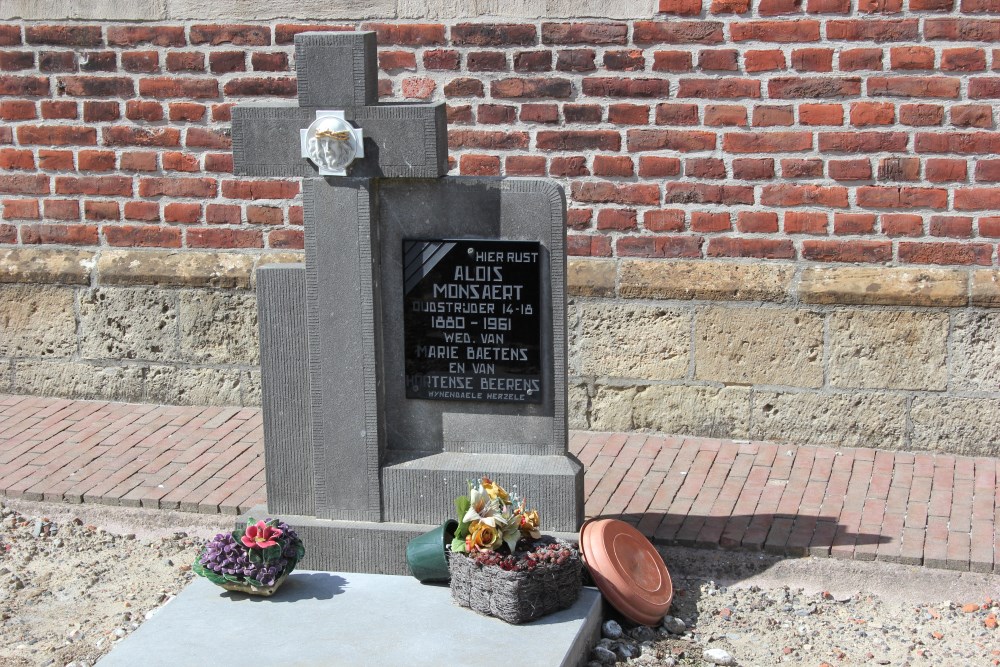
left=579, top=518, right=673, bottom=626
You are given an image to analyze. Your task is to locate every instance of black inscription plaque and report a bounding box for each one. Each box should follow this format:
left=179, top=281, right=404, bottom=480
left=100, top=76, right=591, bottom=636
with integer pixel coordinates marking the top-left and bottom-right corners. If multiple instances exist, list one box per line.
left=403, top=239, right=542, bottom=404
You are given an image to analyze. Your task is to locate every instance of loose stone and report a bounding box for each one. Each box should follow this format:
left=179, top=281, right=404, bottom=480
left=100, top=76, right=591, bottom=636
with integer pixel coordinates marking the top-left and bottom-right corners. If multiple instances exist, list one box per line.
left=601, top=619, right=623, bottom=639
left=703, top=647, right=737, bottom=665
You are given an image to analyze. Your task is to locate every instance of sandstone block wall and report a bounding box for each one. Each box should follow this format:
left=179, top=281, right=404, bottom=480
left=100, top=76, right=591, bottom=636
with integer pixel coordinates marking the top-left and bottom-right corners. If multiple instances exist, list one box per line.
left=568, top=258, right=1000, bottom=455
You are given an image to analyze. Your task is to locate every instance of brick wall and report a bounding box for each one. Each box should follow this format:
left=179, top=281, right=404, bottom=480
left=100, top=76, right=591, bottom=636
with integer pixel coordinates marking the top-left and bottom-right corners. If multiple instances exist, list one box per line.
left=0, top=7, right=999, bottom=264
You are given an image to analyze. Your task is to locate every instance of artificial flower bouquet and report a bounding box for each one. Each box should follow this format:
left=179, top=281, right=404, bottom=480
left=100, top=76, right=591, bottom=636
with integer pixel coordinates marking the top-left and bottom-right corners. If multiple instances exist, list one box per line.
left=448, top=477, right=582, bottom=624
left=193, top=517, right=305, bottom=596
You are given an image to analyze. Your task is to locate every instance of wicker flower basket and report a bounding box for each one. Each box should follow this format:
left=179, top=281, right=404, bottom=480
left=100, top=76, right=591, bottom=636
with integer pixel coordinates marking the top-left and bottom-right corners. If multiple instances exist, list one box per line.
left=448, top=541, right=582, bottom=625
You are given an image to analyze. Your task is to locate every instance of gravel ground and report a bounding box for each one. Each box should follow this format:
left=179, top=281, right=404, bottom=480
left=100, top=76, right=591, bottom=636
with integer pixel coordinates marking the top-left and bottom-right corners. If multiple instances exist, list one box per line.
left=0, top=498, right=997, bottom=667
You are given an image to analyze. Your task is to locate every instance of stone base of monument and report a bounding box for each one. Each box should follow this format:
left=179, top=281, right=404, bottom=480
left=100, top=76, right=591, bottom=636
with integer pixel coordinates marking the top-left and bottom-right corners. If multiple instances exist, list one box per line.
left=97, top=572, right=602, bottom=667
left=238, top=504, right=582, bottom=575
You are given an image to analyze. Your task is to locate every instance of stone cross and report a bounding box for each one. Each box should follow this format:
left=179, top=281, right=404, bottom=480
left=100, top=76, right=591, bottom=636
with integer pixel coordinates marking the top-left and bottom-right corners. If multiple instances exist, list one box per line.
left=235, top=32, right=583, bottom=574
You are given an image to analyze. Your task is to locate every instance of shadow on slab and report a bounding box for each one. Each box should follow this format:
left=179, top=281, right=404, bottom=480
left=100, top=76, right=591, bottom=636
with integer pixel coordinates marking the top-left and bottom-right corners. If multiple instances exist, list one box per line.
left=220, top=572, right=347, bottom=603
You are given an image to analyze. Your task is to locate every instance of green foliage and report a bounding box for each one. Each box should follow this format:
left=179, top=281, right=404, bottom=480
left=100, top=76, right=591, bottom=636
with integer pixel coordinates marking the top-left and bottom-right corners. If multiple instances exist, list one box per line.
left=249, top=549, right=263, bottom=565
left=450, top=537, right=467, bottom=553
left=455, top=496, right=470, bottom=521
left=262, top=544, right=280, bottom=562
left=192, top=554, right=227, bottom=586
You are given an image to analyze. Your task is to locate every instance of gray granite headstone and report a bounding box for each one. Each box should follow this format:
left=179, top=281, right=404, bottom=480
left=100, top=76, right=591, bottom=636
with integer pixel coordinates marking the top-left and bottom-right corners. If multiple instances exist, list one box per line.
left=242, top=32, right=583, bottom=574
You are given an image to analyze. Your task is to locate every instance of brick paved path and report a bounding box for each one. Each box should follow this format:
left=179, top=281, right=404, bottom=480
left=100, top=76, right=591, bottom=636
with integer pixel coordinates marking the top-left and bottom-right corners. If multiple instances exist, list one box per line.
left=1, top=394, right=997, bottom=574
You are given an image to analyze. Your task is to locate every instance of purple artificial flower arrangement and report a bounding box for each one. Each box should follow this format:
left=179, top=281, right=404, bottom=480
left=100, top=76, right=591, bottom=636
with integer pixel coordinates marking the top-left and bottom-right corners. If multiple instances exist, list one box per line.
left=193, top=518, right=305, bottom=592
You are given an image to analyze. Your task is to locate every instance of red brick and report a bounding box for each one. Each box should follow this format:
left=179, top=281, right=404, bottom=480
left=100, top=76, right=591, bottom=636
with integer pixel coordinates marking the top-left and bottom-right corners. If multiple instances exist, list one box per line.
left=763, top=184, right=848, bottom=207
left=163, top=203, right=202, bottom=224
left=38, top=51, right=75, bottom=72
left=793, top=48, right=834, bottom=72
left=0, top=25, right=21, bottom=46
left=752, top=105, right=794, bottom=126
left=556, top=49, right=596, bottom=72
left=139, top=177, right=216, bottom=198
left=26, top=25, right=102, bottom=47
left=273, top=24, right=354, bottom=45
left=223, top=76, right=296, bottom=97
left=677, top=78, right=760, bottom=98
left=733, top=158, right=775, bottom=179
left=699, top=49, right=739, bottom=71
left=120, top=151, right=158, bottom=172
left=877, top=157, right=921, bottom=181
left=106, top=225, right=181, bottom=248
left=784, top=210, right=828, bottom=234
left=769, top=77, right=861, bottom=98
left=978, top=217, right=1000, bottom=237
left=187, top=227, right=263, bottom=249
left=468, top=51, right=509, bottom=72
left=829, top=158, right=872, bottom=180
left=638, top=156, right=682, bottom=177
left=653, top=103, right=699, bottom=125
left=0, top=100, right=35, bottom=121
left=840, top=48, right=883, bottom=71
left=898, top=241, right=992, bottom=265
left=474, top=103, right=513, bottom=124
left=20, top=223, right=98, bottom=245
left=644, top=210, right=686, bottom=232
left=828, top=18, right=919, bottom=40
left=122, top=201, right=160, bottom=221
left=929, top=215, right=973, bottom=237
left=633, top=21, right=725, bottom=44
left=168, top=103, right=206, bottom=123
left=593, top=155, right=634, bottom=177
left=520, top=103, right=559, bottom=123
left=54, top=176, right=130, bottom=197
left=207, top=51, right=245, bottom=74
left=0, top=148, right=32, bottom=170
left=550, top=157, right=591, bottom=177
left=870, top=76, right=961, bottom=99
left=597, top=208, right=638, bottom=231
left=220, top=179, right=298, bottom=200
left=252, top=52, right=289, bottom=72
left=724, top=132, right=812, bottom=153
left=658, top=0, right=704, bottom=14
left=802, top=240, right=892, bottom=262
left=58, top=75, right=132, bottom=97
left=858, top=186, right=948, bottom=209
left=899, top=104, right=944, bottom=126
left=737, top=211, right=779, bottom=232
left=0, top=223, right=14, bottom=243
left=1, top=199, right=39, bottom=220
left=691, top=211, right=731, bottom=232
left=537, top=130, right=620, bottom=151
left=82, top=101, right=119, bottom=122
left=17, top=125, right=95, bottom=146
left=542, top=22, right=628, bottom=44
left=446, top=104, right=472, bottom=123
left=246, top=205, right=283, bottom=226
left=952, top=105, right=993, bottom=128
left=568, top=234, right=613, bottom=257
left=448, top=130, right=528, bottom=150
left=925, top=158, right=968, bottom=182
left=745, top=50, right=786, bottom=72
left=704, top=105, right=747, bottom=126
left=166, top=51, right=206, bottom=72
left=459, top=154, right=501, bottom=176
left=43, top=199, right=80, bottom=220
left=444, top=77, right=485, bottom=97
left=425, top=49, right=461, bottom=70
left=834, top=213, right=879, bottom=234
left=492, top=77, right=572, bottom=98
left=975, top=159, right=1000, bottom=182
left=140, top=77, right=219, bottom=99
left=686, top=157, right=726, bottom=179
left=107, top=26, right=186, bottom=47
left=955, top=187, right=1000, bottom=210
left=83, top=200, right=120, bottom=221
left=186, top=127, right=230, bottom=149
left=964, top=0, right=1000, bottom=10
left=268, top=228, right=304, bottom=249
left=760, top=0, right=806, bottom=13
left=189, top=24, right=270, bottom=46
left=0, top=75, right=48, bottom=96
left=652, top=51, right=693, bottom=72
left=567, top=208, right=593, bottom=229
left=708, top=237, right=795, bottom=258
left=125, top=100, right=163, bottom=122
left=604, top=50, right=645, bottom=71
left=37, top=149, right=73, bottom=171
left=78, top=150, right=115, bottom=172
left=205, top=204, right=241, bottom=225
left=572, top=182, right=660, bottom=205
left=505, top=156, right=546, bottom=176
left=0, top=51, right=34, bottom=70
left=161, top=152, right=200, bottom=172
left=451, top=23, right=535, bottom=46
left=629, top=128, right=716, bottom=151
left=818, top=131, right=907, bottom=152
left=732, top=20, right=821, bottom=42
left=564, top=104, right=602, bottom=123
left=941, top=48, right=986, bottom=72
left=665, top=182, right=753, bottom=204
left=881, top=213, right=923, bottom=236
left=122, top=50, right=159, bottom=73
left=617, top=235, right=703, bottom=258
left=103, top=127, right=180, bottom=147
left=851, top=102, right=895, bottom=126
left=911, top=0, right=953, bottom=7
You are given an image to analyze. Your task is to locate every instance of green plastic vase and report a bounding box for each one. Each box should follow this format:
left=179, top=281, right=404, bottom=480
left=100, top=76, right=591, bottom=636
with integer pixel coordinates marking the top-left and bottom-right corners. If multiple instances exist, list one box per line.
left=406, top=519, right=458, bottom=583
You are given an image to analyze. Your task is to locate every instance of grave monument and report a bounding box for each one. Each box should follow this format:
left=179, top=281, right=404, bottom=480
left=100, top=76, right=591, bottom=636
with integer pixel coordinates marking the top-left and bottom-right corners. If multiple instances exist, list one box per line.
left=236, top=31, right=584, bottom=574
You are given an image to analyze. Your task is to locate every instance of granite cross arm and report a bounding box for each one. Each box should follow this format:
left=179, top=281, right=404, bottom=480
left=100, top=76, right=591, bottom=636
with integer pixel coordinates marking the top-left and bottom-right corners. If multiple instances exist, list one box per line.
left=231, top=31, right=448, bottom=179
